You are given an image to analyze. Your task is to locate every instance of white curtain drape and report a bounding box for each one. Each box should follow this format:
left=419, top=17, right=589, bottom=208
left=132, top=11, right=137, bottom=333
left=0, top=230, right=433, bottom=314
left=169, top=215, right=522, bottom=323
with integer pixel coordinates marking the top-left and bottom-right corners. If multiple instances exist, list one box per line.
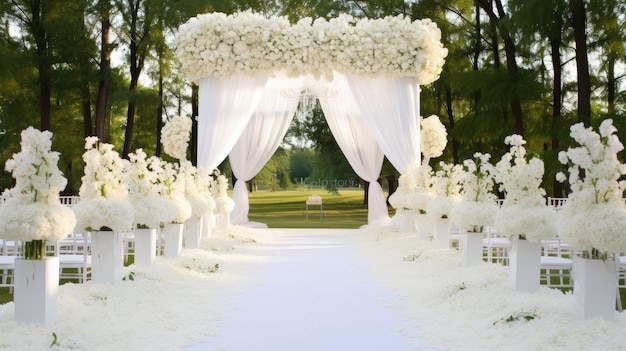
left=197, top=76, right=268, bottom=170
left=229, top=76, right=300, bottom=225
left=345, top=75, right=421, bottom=174
left=318, top=74, right=390, bottom=226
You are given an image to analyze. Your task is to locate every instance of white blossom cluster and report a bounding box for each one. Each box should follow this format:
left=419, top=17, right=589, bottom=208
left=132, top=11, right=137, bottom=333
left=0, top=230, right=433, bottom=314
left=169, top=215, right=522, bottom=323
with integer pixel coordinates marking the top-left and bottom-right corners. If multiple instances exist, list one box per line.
left=158, top=161, right=192, bottom=224
left=72, top=137, right=134, bottom=232
left=196, top=166, right=217, bottom=220
left=126, top=149, right=177, bottom=229
left=179, top=161, right=210, bottom=218
left=556, top=119, right=626, bottom=253
left=175, top=11, right=447, bottom=83
left=420, top=115, right=447, bottom=162
left=427, top=162, right=462, bottom=220
left=211, top=170, right=234, bottom=214
left=161, top=115, right=192, bottom=161
left=388, top=163, right=419, bottom=210
left=450, top=153, right=498, bottom=232
left=407, top=165, right=436, bottom=212
left=0, top=127, right=76, bottom=241
left=494, top=135, right=556, bottom=242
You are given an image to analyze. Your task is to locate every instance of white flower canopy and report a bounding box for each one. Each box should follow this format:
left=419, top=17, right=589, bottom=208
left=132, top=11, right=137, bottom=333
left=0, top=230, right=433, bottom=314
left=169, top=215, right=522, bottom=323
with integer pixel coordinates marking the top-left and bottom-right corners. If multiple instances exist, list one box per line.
left=176, top=11, right=448, bottom=227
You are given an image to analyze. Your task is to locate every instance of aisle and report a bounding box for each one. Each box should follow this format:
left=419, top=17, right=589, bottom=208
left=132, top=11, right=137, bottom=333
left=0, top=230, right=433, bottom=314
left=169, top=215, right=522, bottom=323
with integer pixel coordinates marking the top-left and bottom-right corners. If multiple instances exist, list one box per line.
left=185, top=229, right=432, bottom=351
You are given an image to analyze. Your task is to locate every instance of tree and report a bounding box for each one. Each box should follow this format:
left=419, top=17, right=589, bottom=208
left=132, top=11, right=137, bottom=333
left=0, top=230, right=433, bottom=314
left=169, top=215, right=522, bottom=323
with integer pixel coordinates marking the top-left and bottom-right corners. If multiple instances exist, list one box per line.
left=571, top=0, right=591, bottom=126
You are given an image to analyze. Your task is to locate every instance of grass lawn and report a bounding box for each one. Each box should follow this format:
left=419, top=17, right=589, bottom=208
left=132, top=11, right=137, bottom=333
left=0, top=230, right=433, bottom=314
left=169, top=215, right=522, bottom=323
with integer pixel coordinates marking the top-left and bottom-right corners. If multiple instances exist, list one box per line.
left=247, top=188, right=394, bottom=228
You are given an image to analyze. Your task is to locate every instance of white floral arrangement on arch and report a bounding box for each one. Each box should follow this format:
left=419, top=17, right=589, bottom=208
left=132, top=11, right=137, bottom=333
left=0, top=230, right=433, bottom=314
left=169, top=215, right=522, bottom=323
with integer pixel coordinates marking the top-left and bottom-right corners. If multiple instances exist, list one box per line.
left=0, top=127, right=76, bottom=258
left=389, top=163, right=419, bottom=211
left=427, top=162, right=462, bottom=220
left=72, top=137, right=134, bottom=232
left=175, top=11, right=447, bottom=83
left=420, top=115, right=447, bottom=164
left=126, top=149, right=177, bottom=229
left=211, top=170, right=234, bottom=214
left=157, top=161, right=192, bottom=224
left=555, top=119, right=626, bottom=256
left=450, top=153, right=498, bottom=232
left=494, top=135, right=556, bottom=242
left=161, top=115, right=192, bottom=161
left=179, top=161, right=210, bottom=219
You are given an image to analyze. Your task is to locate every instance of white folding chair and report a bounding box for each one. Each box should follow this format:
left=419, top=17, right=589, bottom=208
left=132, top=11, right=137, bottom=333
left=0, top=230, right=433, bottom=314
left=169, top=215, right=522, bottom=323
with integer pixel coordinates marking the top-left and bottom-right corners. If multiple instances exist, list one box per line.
left=540, top=238, right=573, bottom=288
left=53, top=234, right=92, bottom=283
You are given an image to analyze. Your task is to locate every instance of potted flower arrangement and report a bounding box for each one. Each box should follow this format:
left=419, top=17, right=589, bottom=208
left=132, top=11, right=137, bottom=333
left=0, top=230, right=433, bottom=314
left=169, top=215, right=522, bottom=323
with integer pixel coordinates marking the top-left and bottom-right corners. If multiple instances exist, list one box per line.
left=211, top=170, right=234, bottom=230
left=408, top=165, right=436, bottom=241
left=555, top=119, right=626, bottom=320
left=450, top=152, right=498, bottom=265
left=126, top=149, right=176, bottom=266
left=0, top=127, right=76, bottom=323
left=72, top=137, right=134, bottom=285
left=494, top=135, right=556, bottom=292
left=388, top=163, right=419, bottom=234
left=179, top=161, right=209, bottom=249
left=197, top=167, right=217, bottom=239
left=427, top=162, right=462, bottom=249
left=157, top=160, right=192, bottom=258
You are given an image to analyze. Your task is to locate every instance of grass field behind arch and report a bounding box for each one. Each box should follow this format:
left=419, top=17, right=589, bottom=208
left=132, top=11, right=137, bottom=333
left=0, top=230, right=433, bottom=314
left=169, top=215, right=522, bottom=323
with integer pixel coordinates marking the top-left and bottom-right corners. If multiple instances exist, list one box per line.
left=246, top=188, right=395, bottom=228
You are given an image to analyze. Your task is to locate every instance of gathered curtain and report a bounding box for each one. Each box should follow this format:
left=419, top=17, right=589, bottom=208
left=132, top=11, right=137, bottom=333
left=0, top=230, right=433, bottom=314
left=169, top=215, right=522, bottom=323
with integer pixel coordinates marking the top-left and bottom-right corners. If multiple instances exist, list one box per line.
left=345, top=75, right=421, bottom=174
left=318, top=74, right=390, bottom=226
left=197, top=76, right=268, bottom=170
left=229, top=76, right=300, bottom=225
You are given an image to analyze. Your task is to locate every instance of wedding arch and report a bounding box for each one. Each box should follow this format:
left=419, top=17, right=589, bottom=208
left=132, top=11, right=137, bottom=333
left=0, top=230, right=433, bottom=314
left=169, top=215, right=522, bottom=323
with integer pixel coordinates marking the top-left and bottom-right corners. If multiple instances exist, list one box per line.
left=175, top=11, right=447, bottom=227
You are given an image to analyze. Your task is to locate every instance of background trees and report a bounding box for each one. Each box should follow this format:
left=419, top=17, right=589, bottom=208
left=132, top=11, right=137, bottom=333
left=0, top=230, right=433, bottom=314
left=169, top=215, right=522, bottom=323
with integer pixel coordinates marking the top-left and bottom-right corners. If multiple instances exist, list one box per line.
left=0, top=0, right=624, bottom=197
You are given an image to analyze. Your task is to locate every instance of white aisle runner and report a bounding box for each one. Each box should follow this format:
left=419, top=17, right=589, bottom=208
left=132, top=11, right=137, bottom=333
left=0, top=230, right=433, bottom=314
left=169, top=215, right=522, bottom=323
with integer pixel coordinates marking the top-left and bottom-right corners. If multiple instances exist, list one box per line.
left=186, top=229, right=432, bottom=351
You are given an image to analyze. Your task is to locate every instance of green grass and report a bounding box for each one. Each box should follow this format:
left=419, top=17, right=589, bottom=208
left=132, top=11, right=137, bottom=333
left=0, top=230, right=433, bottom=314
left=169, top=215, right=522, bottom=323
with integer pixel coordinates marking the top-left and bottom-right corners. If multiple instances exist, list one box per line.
left=247, top=188, right=395, bottom=228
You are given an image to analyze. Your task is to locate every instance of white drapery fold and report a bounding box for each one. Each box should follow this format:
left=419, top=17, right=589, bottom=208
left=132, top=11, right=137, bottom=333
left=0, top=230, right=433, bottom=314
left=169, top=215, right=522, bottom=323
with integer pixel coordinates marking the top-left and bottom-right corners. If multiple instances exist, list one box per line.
left=197, top=76, right=268, bottom=170
left=345, top=75, right=421, bottom=174
left=318, top=74, right=390, bottom=226
left=229, top=76, right=300, bottom=225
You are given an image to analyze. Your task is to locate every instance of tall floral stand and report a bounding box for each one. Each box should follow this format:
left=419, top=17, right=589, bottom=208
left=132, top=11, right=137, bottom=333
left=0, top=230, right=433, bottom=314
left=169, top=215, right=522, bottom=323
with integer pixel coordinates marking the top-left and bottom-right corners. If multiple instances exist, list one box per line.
left=14, top=257, right=59, bottom=324
left=134, top=228, right=156, bottom=267
left=462, top=232, right=484, bottom=266
left=572, top=256, right=618, bottom=321
left=91, top=231, right=124, bottom=285
left=434, top=218, right=450, bottom=249
left=163, top=223, right=184, bottom=258
left=508, top=237, right=541, bottom=292
left=215, top=212, right=230, bottom=230
left=416, top=213, right=430, bottom=241
left=184, top=216, right=202, bottom=249
left=201, top=213, right=212, bottom=239
left=397, top=209, right=415, bottom=234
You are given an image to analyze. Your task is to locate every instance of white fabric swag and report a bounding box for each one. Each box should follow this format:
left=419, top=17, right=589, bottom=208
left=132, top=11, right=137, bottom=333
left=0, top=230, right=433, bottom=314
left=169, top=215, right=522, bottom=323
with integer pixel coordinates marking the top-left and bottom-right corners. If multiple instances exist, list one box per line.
left=318, top=74, right=390, bottom=226
left=229, top=76, right=300, bottom=225
left=197, top=76, right=268, bottom=170
left=345, top=75, right=422, bottom=174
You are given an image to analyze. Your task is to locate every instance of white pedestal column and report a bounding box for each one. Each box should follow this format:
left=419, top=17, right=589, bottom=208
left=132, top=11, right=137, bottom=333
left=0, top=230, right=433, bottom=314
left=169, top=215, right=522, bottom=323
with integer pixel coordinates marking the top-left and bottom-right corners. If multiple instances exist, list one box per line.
left=508, top=237, right=541, bottom=293
left=163, top=223, right=184, bottom=258
left=462, top=232, right=484, bottom=266
left=14, top=257, right=59, bottom=324
left=416, top=213, right=430, bottom=241
left=572, top=256, right=618, bottom=321
left=91, top=231, right=124, bottom=285
left=184, top=217, right=202, bottom=249
left=434, top=218, right=451, bottom=249
left=134, top=228, right=156, bottom=267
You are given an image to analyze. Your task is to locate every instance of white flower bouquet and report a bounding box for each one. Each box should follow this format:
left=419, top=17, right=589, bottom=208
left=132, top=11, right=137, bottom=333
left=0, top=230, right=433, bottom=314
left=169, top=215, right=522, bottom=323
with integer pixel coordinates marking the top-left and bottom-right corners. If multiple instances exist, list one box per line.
left=72, top=137, right=134, bottom=232
left=126, top=150, right=177, bottom=229
left=211, top=171, right=234, bottom=214
left=179, top=161, right=209, bottom=218
left=197, top=166, right=216, bottom=220
left=494, top=135, right=556, bottom=242
left=0, top=127, right=76, bottom=259
left=406, top=165, right=436, bottom=213
left=161, top=115, right=192, bottom=161
left=556, top=119, right=626, bottom=256
left=157, top=161, right=192, bottom=224
left=389, top=163, right=419, bottom=210
left=420, top=115, right=447, bottom=164
left=427, top=162, right=462, bottom=220
left=450, top=153, right=498, bottom=232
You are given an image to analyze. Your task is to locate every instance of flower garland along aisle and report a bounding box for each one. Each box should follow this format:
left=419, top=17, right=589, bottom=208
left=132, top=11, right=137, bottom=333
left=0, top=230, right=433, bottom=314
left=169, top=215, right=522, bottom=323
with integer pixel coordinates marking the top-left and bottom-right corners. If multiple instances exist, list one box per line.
left=389, top=164, right=420, bottom=234
left=494, top=135, right=557, bottom=293
left=450, top=153, right=498, bottom=266
left=72, top=137, right=134, bottom=285
left=0, top=127, right=76, bottom=323
left=161, top=114, right=211, bottom=248
left=211, top=170, right=234, bottom=230
left=427, top=162, right=462, bottom=249
left=175, top=11, right=447, bottom=83
left=555, top=119, right=626, bottom=321
left=126, top=149, right=177, bottom=267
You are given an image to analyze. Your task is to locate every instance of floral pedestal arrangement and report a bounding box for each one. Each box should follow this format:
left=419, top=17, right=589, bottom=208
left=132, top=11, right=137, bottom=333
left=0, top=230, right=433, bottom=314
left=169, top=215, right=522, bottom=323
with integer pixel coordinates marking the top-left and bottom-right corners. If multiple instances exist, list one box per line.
left=14, top=256, right=59, bottom=324
left=572, top=256, right=618, bottom=321
left=508, top=237, right=541, bottom=293
left=462, top=232, right=483, bottom=266
left=91, top=231, right=124, bottom=285
left=434, top=218, right=450, bottom=249
left=184, top=216, right=203, bottom=249
left=134, top=228, right=156, bottom=267
left=163, top=223, right=184, bottom=258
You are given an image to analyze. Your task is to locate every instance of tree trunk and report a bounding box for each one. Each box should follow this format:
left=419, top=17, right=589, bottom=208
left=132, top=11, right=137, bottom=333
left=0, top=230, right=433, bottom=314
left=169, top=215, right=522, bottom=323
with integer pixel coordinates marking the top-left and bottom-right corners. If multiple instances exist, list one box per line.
left=550, top=27, right=563, bottom=198
left=191, top=84, right=199, bottom=166
left=122, top=3, right=143, bottom=159
left=31, top=0, right=51, bottom=131
left=156, top=62, right=164, bottom=157
left=95, top=0, right=111, bottom=141
left=385, top=175, right=397, bottom=206
left=572, top=0, right=591, bottom=126
left=445, top=84, right=459, bottom=164
left=363, top=180, right=369, bottom=205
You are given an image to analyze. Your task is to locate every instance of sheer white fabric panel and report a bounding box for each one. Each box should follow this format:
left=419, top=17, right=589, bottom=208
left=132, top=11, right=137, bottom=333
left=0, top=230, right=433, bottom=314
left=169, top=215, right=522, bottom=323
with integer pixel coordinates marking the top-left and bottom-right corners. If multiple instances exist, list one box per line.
left=319, top=75, right=390, bottom=226
left=197, top=76, right=268, bottom=170
left=345, top=75, right=421, bottom=174
left=229, top=76, right=300, bottom=225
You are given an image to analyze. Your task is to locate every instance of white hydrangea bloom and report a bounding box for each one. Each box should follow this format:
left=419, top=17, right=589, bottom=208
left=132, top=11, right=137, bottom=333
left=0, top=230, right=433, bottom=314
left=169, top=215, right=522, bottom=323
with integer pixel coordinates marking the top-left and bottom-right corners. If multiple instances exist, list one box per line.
left=161, top=115, right=192, bottom=161
left=427, top=162, right=462, bottom=220
left=420, top=115, right=447, bottom=161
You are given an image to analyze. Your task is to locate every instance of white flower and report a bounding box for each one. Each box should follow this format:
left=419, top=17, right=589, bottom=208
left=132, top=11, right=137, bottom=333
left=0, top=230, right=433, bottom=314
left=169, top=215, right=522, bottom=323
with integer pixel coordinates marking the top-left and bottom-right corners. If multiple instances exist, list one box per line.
left=161, top=115, right=192, bottom=161
left=211, top=170, right=234, bottom=214
left=420, top=115, right=447, bottom=161
left=427, top=162, right=462, bottom=220
left=0, top=127, right=76, bottom=241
